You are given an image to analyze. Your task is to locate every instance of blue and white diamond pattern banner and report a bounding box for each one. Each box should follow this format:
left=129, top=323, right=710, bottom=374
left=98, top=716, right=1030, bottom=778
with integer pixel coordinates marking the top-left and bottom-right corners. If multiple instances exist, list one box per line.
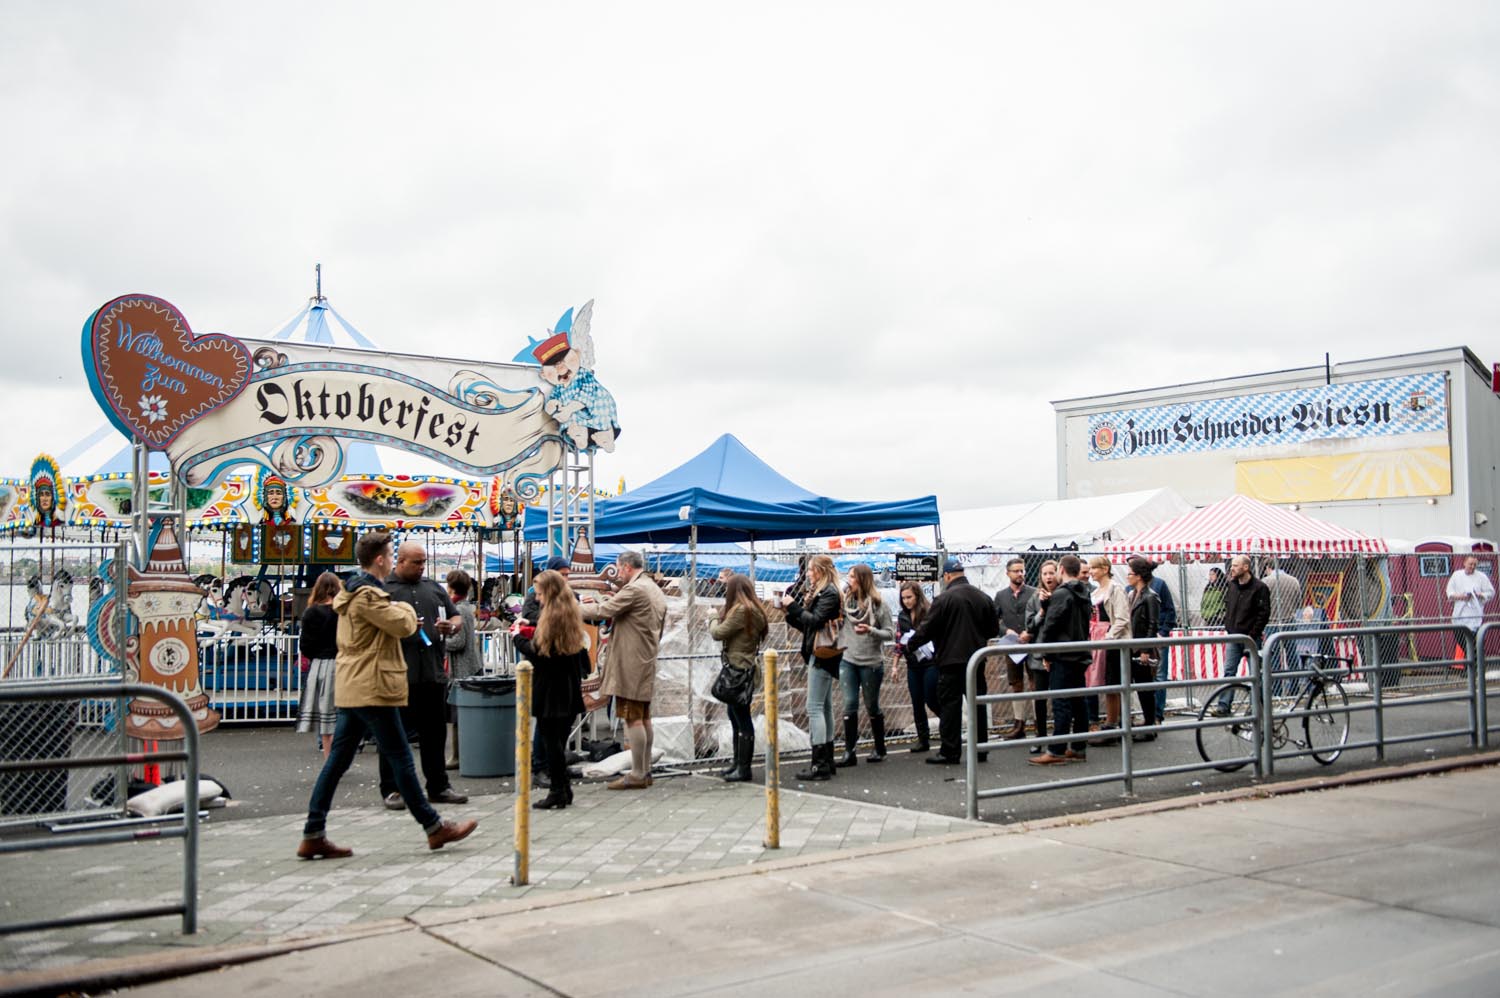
left=1087, top=373, right=1447, bottom=462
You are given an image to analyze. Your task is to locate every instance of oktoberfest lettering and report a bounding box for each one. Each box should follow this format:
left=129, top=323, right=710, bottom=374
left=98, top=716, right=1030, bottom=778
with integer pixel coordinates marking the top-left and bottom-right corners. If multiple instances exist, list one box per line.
left=255, top=378, right=482, bottom=454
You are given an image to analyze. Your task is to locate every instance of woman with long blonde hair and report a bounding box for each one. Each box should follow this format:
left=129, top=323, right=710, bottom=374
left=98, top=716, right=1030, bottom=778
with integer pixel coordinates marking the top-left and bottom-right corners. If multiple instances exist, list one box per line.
left=835, top=563, right=894, bottom=766
left=513, top=570, right=588, bottom=809
left=710, top=574, right=768, bottom=782
left=781, top=554, right=842, bottom=780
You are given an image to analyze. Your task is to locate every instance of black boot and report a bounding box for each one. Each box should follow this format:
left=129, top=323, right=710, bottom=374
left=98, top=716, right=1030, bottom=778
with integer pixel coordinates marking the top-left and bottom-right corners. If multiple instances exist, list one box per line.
left=723, top=731, right=754, bottom=782
left=836, top=716, right=859, bottom=768
left=795, top=742, right=831, bottom=781
left=868, top=715, right=887, bottom=762
left=911, top=712, right=930, bottom=753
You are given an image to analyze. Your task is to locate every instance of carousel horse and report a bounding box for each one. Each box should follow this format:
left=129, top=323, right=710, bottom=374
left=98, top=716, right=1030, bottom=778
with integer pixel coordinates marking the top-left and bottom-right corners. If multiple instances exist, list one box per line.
left=25, top=572, right=78, bottom=639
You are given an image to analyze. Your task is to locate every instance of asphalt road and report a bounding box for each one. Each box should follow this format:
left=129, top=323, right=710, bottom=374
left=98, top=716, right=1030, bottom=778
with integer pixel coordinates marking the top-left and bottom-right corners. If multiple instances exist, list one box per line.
left=191, top=684, right=1487, bottom=826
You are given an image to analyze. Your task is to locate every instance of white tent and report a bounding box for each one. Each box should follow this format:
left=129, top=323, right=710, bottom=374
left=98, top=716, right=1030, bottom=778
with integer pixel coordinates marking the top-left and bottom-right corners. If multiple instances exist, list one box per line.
left=942, top=488, right=1193, bottom=549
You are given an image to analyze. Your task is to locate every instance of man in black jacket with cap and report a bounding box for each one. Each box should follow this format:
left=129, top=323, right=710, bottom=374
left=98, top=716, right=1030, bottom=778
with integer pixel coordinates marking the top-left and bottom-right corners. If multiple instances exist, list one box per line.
left=910, top=557, right=1000, bottom=765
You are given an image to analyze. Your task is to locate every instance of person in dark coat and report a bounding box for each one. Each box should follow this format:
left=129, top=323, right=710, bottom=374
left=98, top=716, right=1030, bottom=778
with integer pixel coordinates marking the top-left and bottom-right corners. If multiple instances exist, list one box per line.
left=992, top=558, right=1036, bottom=741
left=895, top=581, right=937, bottom=753
left=782, top=555, right=844, bottom=781
left=1126, top=557, right=1163, bottom=741
left=1214, top=554, right=1271, bottom=713
left=909, top=557, right=1000, bottom=765
left=1029, top=554, right=1094, bottom=765
left=512, top=570, right=588, bottom=810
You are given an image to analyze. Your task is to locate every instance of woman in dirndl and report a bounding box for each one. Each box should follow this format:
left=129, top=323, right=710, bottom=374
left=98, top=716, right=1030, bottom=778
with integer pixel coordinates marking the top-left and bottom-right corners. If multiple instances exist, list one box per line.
left=297, top=571, right=343, bottom=757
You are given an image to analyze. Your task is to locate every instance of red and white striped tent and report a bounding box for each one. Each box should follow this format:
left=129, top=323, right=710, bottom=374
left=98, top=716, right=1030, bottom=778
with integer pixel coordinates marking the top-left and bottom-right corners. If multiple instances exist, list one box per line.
left=1105, top=494, right=1387, bottom=559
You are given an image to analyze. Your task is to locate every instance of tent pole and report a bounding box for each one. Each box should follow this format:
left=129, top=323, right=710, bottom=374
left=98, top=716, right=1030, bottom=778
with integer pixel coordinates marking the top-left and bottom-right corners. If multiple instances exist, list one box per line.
left=749, top=536, right=756, bottom=588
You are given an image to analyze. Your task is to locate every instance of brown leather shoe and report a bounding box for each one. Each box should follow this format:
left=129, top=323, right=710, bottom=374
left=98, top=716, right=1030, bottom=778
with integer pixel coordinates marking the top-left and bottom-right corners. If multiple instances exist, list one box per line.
left=296, top=836, right=353, bottom=860
left=1003, top=721, right=1027, bottom=741
left=607, top=773, right=651, bottom=790
left=1064, top=749, right=1088, bottom=762
left=427, top=818, right=478, bottom=851
left=1027, top=753, right=1068, bottom=766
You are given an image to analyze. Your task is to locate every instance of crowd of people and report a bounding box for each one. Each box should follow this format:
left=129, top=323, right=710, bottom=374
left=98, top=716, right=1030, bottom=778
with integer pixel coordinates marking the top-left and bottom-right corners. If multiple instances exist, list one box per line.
left=290, top=532, right=1499, bottom=859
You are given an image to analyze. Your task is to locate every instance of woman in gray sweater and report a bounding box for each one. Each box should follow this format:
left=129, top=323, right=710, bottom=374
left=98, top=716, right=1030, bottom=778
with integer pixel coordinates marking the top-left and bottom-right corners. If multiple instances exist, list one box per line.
left=836, top=563, right=894, bottom=766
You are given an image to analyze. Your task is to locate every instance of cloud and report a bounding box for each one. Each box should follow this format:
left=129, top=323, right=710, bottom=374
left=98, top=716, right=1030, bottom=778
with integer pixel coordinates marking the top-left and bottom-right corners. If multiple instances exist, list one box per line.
left=1, top=1, right=1497, bottom=514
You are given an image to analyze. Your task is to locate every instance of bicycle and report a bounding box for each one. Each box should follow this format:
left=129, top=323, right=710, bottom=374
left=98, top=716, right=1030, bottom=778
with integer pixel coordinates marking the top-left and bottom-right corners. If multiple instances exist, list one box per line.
left=1196, top=652, right=1350, bottom=772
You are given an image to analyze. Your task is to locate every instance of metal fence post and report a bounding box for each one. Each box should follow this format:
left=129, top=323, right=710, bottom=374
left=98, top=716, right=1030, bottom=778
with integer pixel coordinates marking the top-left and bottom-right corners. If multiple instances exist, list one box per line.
left=1255, top=640, right=1270, bottom=778
left=1462, top=629, right=1479, bottom=748
left=965, top=649, right=978, bottom=821
left=763, top=649, right=779, bottom=849
left=1371, top=641, right=1386, bottom=762
left=1120, top=649, right=1134, bottom=796
left=512, top=660, right=532, bottom=886
left=1477, top=622, right=1493, bottom=749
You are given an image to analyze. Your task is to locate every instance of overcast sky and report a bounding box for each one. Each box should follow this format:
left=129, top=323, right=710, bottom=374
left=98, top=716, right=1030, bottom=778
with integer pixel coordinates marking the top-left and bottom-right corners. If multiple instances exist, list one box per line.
left=2, top=2, right=1496, bottom=511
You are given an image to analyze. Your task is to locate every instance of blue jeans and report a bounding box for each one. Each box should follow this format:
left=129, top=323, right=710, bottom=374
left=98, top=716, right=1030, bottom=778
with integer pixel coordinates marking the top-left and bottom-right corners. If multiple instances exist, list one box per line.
left=304, top=706, right=441, bottom=838
left=1213, top=641, right=1251, bottom=711
left=807, top=663, right=837, bottom=743
left=839, top=661, right=885, bottom=719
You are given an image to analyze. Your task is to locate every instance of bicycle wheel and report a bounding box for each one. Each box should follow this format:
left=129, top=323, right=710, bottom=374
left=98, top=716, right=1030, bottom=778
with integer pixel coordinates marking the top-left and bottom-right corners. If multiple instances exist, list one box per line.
left=1196, top=682, right=1256, bottom=773
left=1303, top=680, right=1349, bottom=765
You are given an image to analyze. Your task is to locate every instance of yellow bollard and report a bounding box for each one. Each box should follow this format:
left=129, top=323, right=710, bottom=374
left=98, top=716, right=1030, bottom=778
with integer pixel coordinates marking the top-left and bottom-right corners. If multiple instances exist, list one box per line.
left=512, top=660, right=532, bottom=886
left=763, top=648, right=780, bottom=849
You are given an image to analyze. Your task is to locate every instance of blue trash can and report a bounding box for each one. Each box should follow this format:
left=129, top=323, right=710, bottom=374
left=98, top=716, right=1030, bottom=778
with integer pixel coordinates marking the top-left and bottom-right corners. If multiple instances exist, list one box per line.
left=448, top=676, right=518, bottom=778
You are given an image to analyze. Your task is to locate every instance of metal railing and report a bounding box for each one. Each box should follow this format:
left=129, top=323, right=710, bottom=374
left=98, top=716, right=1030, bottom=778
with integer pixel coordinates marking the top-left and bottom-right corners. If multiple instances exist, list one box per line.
left=964, top=623, right=1494, bottom=818
left=1259, top=623, right=1486, bottom=775
left=0, top=681, right=200, bottom=936
left=964, top=634, right=1263, bottom=819
left=1479, top=620, right=1499, bottom=743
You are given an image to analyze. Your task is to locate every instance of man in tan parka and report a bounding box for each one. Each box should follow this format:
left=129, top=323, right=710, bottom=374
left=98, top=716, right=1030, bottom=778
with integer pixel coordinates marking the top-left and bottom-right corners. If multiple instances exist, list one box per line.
left=297, top=530, right=478, bottom=859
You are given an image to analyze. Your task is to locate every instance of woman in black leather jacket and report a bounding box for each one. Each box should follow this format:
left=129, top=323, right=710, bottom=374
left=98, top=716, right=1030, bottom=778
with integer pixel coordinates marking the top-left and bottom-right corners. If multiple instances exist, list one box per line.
left=895, top=581, right=937, bottom=753
left=781, top=554, right=842, bottom=781
left=1126, top=557, right=1162, bottom=742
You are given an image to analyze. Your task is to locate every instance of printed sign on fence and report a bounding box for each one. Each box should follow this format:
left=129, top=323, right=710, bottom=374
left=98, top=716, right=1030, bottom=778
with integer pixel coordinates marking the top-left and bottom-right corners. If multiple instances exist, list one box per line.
left=894, top=554, right=941, bottom=581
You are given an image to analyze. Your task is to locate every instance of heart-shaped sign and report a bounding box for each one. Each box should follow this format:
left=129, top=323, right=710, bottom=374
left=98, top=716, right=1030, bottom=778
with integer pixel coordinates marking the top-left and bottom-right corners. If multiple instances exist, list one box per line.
left=82, top=294, right=252, bottom=449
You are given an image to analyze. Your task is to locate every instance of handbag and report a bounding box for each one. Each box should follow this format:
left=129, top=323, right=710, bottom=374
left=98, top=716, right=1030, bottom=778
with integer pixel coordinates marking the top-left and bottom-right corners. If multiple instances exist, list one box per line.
left=711, top=659, right=756, bottom=706
left=812, top=618, right=846, bottom=660
left=1087, top=605, right=1109, bottom=687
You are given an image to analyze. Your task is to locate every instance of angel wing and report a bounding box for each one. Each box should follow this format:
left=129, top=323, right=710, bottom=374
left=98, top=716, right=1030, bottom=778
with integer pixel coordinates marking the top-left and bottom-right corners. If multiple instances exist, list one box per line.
left=572, top=299, right=596, bottom=369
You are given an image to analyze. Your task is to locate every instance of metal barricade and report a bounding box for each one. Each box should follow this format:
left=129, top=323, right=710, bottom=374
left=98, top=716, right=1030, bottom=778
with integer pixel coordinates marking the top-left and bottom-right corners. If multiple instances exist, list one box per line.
left=0, top=682, right=200, bottom=936
left=197, top=629, right=301, bottom=723
left=1259, top=623, right=1485, bottom=772
left=1478, top=621, right=1498, bottom=745
left=964, top=634, right=1264, bottom=819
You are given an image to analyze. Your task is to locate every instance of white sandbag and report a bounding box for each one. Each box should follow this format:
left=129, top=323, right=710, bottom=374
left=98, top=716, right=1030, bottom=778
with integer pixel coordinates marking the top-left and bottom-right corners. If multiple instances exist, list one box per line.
left=579, top=746, right=666, bottom=780
left=647, top=715, right=697, bottom=765
left=714, top=716, right=810, bottom=756
left=127, top=779, right=225, bottom=817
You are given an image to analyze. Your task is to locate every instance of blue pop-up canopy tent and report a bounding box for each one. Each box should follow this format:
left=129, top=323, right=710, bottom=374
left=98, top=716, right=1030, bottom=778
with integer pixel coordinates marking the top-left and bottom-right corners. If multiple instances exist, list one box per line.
left=486, top=542, right=799, bottom=581
left=523, top=434, right=940, bottom=545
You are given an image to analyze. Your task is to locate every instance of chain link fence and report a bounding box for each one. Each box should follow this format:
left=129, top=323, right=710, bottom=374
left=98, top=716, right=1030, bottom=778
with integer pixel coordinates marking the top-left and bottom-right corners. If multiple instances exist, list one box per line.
left=597, top=544, right=1499, bottom=765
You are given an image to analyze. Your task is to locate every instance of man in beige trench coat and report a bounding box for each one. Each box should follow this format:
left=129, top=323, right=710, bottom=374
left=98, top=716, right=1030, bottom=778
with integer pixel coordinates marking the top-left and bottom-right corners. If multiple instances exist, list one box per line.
left=582, top=550, right=668, bottom=789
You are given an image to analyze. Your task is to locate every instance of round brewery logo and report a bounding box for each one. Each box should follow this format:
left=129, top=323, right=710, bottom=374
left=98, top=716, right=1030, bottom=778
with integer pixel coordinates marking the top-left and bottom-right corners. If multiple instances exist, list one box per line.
left=1090, top=421, right=1119, bottom=456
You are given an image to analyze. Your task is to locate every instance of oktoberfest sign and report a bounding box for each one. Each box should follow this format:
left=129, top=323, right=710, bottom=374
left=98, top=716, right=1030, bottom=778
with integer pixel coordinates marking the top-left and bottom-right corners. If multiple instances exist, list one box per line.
left=81, top=293, right=593, bottom=498
left=1087, top=373, right=1447, bottom=462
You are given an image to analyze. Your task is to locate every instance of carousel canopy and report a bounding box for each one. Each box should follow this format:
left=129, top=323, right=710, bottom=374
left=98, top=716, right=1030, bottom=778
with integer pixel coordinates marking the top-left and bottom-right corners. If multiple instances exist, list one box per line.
left=524, top=433, right=940, bottom=544
left=1104, top=494, right=1389, bottom=558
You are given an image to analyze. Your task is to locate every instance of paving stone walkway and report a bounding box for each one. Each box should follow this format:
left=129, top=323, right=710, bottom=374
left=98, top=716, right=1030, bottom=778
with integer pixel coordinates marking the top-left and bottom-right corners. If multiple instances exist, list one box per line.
left=0, top=773, right=974, bottom=973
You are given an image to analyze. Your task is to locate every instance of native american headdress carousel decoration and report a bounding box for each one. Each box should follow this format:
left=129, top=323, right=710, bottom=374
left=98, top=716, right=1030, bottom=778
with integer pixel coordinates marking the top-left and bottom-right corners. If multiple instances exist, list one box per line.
left=27, top=453, right=66, bottom=533
left=252, top=468, right=298, bottom=526
left=489, top=478, right=525, bottom=531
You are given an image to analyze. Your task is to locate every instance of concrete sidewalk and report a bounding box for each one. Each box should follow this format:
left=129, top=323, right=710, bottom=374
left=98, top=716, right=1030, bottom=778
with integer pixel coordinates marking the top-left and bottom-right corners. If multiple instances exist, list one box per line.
left=4, top=761, right=1497, bottom=997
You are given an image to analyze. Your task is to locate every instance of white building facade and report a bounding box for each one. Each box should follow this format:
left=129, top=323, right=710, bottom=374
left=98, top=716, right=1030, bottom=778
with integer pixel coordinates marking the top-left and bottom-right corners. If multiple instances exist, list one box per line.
left=1053, top=347, right=1498, bottom=543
